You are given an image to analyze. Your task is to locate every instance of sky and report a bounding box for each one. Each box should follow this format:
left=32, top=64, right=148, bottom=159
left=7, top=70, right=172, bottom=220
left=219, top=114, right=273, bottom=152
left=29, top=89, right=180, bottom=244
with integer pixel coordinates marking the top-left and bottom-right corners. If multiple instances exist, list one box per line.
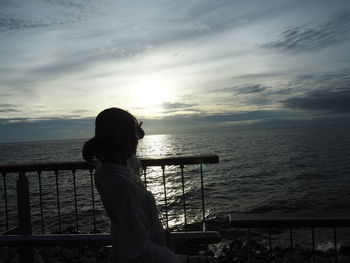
left=1, top=0, right=350, bottom=142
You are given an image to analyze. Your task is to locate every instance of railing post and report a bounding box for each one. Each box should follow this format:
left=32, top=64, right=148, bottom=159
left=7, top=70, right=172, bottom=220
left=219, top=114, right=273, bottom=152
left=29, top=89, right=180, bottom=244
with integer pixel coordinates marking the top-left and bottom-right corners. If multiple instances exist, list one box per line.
left=89, top=168, right=97, bottom=233
left=161, top=165, right=169, bottom=229
left=2, top=172, right=9, bottom=231
left=200, top=163, right=206, bottom=231
left=17, top=172, right=34, bottom=263
left=180, top=164, right=188, bottom=230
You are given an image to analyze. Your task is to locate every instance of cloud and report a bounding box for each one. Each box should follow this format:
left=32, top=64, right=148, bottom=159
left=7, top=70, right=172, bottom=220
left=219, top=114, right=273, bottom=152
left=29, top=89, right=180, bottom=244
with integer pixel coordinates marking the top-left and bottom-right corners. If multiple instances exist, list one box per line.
left=235, top=84, right=268, bottom=94
left=158, top=102, right=202, bottom=115
left=0, top=104, right=21, bottom=113
left=0, top=17, right=50, bottom=32
left=0, top=116, right=94, bottom=142
left=283, top=88, right=350, bottom=113
left=161, top=102, right=196, bottom=109
left=215, top=84, right=268, bottom=94
left=70, top=109, right=90, bottom=114
left=0, top=110, right=288, bottom=142
left=0, top=92, right=12, bottom=97
left=210, top=84, right=271, bottom=107
left=0, top=109, right=19, bottom=113
left=265, top=13, right=350, bottom=53
left=1, top=108, right=350, bottom=142
left=0, top=1, right=103, bottom=32
left=195, top=111, right=285, bottom=123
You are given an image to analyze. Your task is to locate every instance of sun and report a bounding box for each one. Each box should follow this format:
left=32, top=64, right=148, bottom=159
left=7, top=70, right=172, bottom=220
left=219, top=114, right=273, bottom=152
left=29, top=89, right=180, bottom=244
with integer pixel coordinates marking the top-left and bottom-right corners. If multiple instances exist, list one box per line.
left=133, top=74, right=170, bottom=105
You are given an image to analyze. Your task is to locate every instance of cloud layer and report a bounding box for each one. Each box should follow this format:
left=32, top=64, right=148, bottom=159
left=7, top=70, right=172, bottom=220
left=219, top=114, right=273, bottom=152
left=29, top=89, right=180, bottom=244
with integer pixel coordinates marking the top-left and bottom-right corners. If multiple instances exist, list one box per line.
left=265, top=13, right=350, bottom=53
left=284, top=88, right=350, bottom=113
left=1, top=1, right=350, bottom=142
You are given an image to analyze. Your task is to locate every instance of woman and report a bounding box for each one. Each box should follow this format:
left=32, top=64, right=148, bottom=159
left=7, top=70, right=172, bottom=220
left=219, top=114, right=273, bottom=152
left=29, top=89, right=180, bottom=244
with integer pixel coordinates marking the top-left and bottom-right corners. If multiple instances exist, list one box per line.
left=82, top=107, right=179, bottom=263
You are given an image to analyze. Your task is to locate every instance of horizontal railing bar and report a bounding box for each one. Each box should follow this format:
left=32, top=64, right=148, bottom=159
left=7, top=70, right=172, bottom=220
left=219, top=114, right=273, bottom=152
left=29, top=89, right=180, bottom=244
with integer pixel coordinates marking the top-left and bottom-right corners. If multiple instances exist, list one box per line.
left=0, top=231, right=220, bottom=246
left=171, top=231, right=220, bottom=244
left=0, top=154, right=219, bottom=173
left=141, top=154, right=219, bottom=167
left=229, top=213, right=350, bottom=228
left=1, top=227, right=19, bottom=235
left=0, top=162, right=93, bottom=173
left=0, top=234, right=110, bottom=246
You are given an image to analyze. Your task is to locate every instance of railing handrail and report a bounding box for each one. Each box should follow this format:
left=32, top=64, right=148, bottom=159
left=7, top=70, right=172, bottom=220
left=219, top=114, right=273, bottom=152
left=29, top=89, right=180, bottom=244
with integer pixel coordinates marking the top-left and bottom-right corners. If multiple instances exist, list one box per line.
left=0, top=154, right=219, bottom=173
left=229, top=213, right=350, bottom=228
left=0, top=231, right=221, bottom=246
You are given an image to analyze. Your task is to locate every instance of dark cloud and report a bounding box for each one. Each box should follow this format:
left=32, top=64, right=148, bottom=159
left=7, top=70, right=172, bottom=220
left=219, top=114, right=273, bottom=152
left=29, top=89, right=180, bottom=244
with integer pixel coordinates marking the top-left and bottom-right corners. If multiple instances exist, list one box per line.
left=0, top=104, right=18, bottom=107
left=0, top=16, right=50, bottom=32
left=292, top=71, right=350, bottom=86
left=0, top=104, right=20, bottom=113
left=0, top=116, right=94, bottom=142
left=159, top=102, right=202, bottom=114
left=25, top=44, right=150, bottom=79
left=195, top=110, right=285, bottom=123
left=1, top=109, right=350, bottom=142
left=215, top=84, right=268, bottom=94
left=0, top=1, right=98, bottom=32
left=0, top=109, right=19, bottom=113
left=280, top=70, right=350, bottom=100
left=235, top=73, right=282, bottom=80
left=0, top=111, right=287, bottom=142
left=70, top=109, right=90, bottom=114
left=265, top=13, right=350, bottom=53
left=161, top=102, right=196, bottom=109
left=283, top=88, right=350, bottom=113
left=235, top=84, right=268, bottom=94
left=0, top=93, right=12, bottom=97
left=212, top=84, right=271, bottom=106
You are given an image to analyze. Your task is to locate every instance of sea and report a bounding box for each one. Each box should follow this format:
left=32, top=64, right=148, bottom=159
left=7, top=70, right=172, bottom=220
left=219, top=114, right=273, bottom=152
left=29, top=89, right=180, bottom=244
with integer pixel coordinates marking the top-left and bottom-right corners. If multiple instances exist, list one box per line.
left=1, top=125, right=350, bottom=249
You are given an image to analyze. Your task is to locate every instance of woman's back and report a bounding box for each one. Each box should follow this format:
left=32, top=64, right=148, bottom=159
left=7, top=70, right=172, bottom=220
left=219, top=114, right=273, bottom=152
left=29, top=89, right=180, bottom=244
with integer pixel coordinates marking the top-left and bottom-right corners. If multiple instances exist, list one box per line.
left=94, top=162, right=178, bottom=263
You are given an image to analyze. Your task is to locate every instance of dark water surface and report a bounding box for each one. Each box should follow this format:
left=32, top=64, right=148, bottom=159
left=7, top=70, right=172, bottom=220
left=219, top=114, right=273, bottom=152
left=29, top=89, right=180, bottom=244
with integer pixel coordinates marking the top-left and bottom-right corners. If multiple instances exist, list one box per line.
left=1, top=126, right=350, bottom=247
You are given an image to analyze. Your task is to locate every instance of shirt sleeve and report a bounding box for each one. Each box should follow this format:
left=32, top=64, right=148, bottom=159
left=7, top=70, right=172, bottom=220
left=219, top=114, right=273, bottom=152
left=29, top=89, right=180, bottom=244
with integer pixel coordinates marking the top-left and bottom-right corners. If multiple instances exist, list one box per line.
left=115, top=195, right=180, bottom=263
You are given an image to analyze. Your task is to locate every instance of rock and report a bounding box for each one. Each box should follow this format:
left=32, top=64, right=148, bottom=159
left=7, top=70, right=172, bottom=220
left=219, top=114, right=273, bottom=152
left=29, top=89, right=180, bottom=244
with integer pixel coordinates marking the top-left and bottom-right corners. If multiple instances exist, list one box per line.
left=314, top=249, right=330, bottom=259
left=61, top=247, right=75, bottom=258
left=338, top=255, right=350, bottom=263
left=293, top=244, right=314, bottom=261
left=64, top=226, right=79, bottom=234
left=34, top=252, right=45, bottom=263
left=230, top=240, right=243, bottom=250
left=84, top=247, right=96, bottom=258
left=32, top=248, right=45, bottom=263
left=96, top=246, right=113, bottom=261
left=187, top=255, right=207, bottom=263
left=46, top=247, right=60, bottom=258
left=313, top=255, right=330, bottom=263
left=282, top=251, right=307, bottom=263
left=0, top=247, right=8, bottom=261
left=339, top=246, right=350, bottom=256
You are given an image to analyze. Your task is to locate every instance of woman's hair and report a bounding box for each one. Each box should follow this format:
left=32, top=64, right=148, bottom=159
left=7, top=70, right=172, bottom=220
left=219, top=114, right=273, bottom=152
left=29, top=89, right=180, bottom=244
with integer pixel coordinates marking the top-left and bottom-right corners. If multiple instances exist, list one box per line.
left=82, top=108, right=138, bottom=163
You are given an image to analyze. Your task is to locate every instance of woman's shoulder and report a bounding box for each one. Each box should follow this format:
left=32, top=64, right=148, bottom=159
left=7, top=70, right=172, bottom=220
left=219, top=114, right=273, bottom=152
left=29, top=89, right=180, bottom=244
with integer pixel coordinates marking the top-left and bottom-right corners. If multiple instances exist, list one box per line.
left=95, top=163, right=138, bottom=191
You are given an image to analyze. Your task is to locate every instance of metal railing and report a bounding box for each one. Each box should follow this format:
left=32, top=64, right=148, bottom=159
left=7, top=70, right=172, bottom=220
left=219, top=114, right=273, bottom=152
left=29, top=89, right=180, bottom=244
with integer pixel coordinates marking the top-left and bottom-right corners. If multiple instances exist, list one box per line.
left=0, top=154, right=219, bottom=234
left=229, top=213, right=350, bottom=263
left=0, top=155, right=220, bottom=262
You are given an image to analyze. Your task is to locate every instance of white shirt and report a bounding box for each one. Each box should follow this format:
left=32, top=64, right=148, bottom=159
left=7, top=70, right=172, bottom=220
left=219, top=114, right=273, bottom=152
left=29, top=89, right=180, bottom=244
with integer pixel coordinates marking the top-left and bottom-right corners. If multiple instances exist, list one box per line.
left=94, top=160, right=180, bottom=263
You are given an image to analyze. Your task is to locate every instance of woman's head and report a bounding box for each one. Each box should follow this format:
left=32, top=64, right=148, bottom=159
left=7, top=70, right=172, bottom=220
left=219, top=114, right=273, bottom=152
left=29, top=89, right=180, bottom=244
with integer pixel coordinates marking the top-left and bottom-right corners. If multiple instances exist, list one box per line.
left=83, top=107, right=139, bottom=163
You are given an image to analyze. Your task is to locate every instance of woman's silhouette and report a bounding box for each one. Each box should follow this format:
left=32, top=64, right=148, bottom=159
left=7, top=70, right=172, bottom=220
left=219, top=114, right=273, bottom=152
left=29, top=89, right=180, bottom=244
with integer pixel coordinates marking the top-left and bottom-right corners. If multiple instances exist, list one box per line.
left=82, top=107, right=179, bottom=263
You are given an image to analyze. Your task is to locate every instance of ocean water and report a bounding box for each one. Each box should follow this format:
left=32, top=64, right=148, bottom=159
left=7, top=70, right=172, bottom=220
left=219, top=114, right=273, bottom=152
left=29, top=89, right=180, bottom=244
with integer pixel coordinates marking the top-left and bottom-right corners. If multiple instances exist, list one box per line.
left=1, top=125, right=350, bottom=246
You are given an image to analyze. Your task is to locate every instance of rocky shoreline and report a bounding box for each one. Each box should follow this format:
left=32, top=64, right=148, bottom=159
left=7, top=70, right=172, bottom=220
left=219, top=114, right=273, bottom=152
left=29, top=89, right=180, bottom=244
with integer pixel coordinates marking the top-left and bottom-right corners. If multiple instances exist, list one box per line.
left=2, top=219, right=350, bottom=263
left=207, top=239, right=350, bottom=263
left=2, top=239, right=350, bottom=263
